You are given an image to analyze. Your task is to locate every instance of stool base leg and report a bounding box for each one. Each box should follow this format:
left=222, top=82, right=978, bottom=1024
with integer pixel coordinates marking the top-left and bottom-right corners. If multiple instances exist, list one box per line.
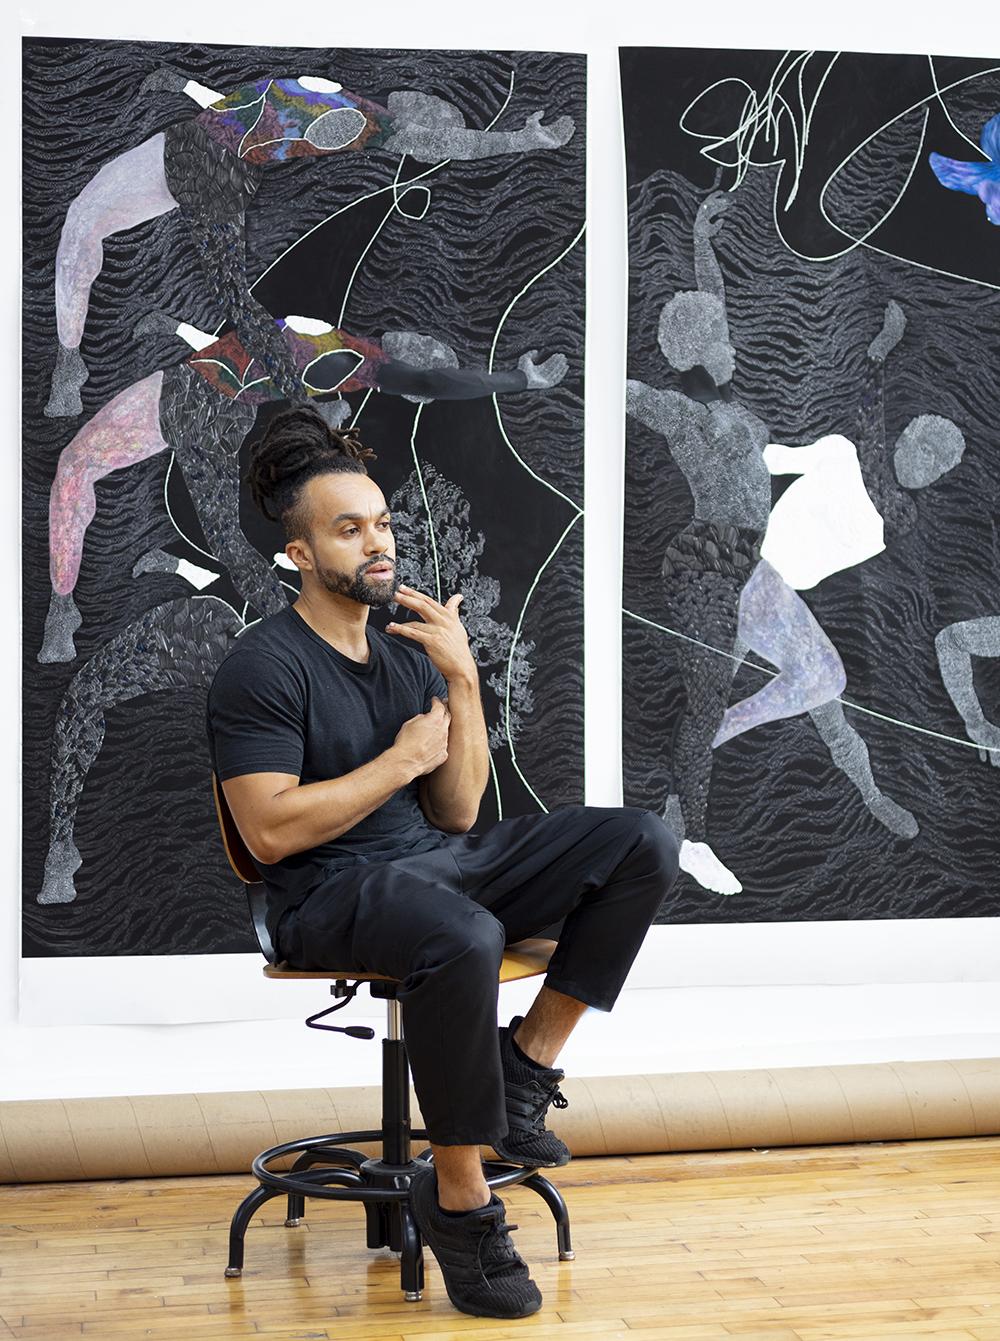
left=522, top=1170, right=575, bottom=1259
left=225, top=1184, right=284, bottom=1277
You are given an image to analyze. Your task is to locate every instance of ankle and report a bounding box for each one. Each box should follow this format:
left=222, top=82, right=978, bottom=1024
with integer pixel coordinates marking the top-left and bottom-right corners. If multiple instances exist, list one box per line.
left=437, top=1184, right=491, bottom=1213
left=512, top=1026, right=559, bottom=1071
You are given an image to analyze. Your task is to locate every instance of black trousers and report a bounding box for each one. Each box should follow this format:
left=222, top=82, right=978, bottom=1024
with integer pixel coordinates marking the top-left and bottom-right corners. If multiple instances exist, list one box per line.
left=278, top=804, right=679, bottom=1146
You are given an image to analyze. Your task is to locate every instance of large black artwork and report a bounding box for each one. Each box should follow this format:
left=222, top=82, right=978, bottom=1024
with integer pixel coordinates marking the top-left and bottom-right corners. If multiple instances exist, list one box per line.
left=23, top=39, right=585, bottom=957
left=621, top=47, right=1000, bottom=921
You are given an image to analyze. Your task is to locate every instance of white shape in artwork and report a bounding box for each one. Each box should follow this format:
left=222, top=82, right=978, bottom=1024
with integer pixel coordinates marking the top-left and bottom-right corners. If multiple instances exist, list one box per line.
left=298, top=77, right=343, bottom=93
left=285, top=314, right=334, bottom=335
left=679, top=840, right=743, bottom=895
left=176, top=559, right=220, bottom=590
left=273, top=552, right=298, bottom=570
left=183, top=78, right=226, bottom=108
left=176, top=321, right=217, bottom=351
left=760, top=434, right=886, bottom=590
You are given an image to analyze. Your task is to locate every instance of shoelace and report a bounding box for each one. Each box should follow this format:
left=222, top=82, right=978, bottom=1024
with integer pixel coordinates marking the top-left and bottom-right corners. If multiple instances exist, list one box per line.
left=475, top=1211, right=525, bottom=1289
left=528, top=1081, right=570, bottom=1133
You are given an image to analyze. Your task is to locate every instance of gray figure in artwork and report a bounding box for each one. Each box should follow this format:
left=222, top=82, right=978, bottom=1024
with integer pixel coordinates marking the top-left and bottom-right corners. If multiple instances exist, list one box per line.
left=39, top=597, right=244, bottom=904
left=45, top=68, right=575, bottom=417
left=714, top=301, right=965, bottom=762
left=935, top=616, right=1000, bottom=766
left=626, top=191, right=772, bottom=895
left=627, top=193, right=958, bottom=894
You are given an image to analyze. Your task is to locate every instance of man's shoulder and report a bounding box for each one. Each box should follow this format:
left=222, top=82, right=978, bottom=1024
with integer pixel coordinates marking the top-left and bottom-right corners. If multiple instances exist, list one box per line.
left=210, top=610, right=304, bottom=693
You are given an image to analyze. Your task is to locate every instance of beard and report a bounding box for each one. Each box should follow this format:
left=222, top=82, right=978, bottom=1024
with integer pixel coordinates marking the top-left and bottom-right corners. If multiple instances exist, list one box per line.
left=314, top=558, right=400, bottom=607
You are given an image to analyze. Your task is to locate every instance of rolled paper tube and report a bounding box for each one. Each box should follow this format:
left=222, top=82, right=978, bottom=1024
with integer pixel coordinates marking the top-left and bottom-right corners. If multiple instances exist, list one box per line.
left=1, top=1058, right=998, bottom=1183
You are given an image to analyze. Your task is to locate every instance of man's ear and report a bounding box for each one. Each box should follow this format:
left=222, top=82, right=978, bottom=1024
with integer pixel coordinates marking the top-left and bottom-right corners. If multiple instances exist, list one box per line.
left=285, top=539, right=311, bottom=572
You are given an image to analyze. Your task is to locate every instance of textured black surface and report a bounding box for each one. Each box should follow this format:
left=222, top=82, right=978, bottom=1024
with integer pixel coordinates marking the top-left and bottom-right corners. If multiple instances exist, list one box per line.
left=621, top=47, right=1000, bottom=922
left=23, top=39, right=585, bottom=956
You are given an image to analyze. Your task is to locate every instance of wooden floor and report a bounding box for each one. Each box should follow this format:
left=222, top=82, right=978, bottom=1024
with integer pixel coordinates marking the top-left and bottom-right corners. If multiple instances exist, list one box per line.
left=2, top=1136, right=1000, bottom=1340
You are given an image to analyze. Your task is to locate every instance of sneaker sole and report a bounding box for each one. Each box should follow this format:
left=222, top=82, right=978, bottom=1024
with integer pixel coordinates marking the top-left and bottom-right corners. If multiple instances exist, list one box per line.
left=490, top=1141, right=572, bottom=1168
left=409, top=1169, right=543, bottom=1319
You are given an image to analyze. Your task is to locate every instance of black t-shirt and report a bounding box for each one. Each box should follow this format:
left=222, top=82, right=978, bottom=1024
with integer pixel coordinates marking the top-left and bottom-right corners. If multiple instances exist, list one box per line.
left=205, top=604, right=452, bottom=944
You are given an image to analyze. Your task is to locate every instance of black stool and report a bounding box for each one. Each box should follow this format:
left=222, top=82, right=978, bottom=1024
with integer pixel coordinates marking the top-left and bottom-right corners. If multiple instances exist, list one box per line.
left=212, top=776, right=575, bottom=1302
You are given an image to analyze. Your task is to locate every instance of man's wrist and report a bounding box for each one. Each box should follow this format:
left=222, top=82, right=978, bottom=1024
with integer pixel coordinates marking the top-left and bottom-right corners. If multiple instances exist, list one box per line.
left=384, top=744, right=418, bottom=786
left=445, top=661, right=481, bottom=691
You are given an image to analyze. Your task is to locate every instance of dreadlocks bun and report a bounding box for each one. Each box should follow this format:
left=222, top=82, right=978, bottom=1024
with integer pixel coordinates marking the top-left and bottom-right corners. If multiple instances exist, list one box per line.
left=245, top=404, right=378, bottom=525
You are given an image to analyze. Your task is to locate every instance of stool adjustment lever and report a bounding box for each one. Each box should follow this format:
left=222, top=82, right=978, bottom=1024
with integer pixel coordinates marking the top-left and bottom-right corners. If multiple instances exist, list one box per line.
left=305, top=981, right=375, bottom=1039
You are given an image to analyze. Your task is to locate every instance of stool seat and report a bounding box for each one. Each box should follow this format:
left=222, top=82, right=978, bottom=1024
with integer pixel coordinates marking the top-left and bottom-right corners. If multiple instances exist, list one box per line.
left=263, top=936, right=558, bottom=983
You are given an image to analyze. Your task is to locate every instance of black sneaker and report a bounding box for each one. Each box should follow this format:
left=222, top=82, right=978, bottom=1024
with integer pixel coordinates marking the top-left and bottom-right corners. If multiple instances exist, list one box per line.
left=409, top=1163, right=542, bottom=1318
left=493, top=1014, right=572, bottom=1168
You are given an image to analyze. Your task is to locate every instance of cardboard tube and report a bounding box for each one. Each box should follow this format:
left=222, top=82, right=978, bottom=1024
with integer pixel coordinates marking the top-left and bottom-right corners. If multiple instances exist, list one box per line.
left=1, top=1058, right=998, bottom=1184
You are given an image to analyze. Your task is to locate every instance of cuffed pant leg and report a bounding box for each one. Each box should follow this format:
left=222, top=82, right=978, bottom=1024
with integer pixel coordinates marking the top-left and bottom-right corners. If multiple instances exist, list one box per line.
left=543, top=810, right=680, bottom=1011
left=450, top=805, right=680, bottom=1014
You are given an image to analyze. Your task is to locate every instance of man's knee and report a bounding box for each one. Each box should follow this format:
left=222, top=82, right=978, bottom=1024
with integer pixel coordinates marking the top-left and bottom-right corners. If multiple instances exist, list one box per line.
left=631, top=808, right=681, bottom=882
left=436, top=906, right=506, bottom=967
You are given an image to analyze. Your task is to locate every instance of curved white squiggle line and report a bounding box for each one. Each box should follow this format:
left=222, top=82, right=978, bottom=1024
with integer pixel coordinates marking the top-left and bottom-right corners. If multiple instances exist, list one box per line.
left=349, top=386, right=373, bottom=426
left=793, top=67, right=1000, bottom=286
left=928, top=54, right=988, bottom=157
left=163, top=452, right=217, bottom=564
left=245, top=69, right=516, bottom=301
left=679, top=52, right=840, bottom=210
left=682, top=55, right=1000, bottom=290
left=488, top=222, right=585, bottom=510
left=505, top=512, right=584, bottom=807
left=622, top=606, right=1000, bottom=754
left=337, top=155, right=409, bottom=328
left=237, top=81, right=272, bottom=160
left=486, top=750, right=503, bottom=821
left=405, top=402, right=442, bottom=602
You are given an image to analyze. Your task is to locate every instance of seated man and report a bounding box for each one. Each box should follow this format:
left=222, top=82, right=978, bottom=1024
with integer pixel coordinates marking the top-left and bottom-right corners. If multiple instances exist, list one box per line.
left=205, top=404, right=679, bottom=1320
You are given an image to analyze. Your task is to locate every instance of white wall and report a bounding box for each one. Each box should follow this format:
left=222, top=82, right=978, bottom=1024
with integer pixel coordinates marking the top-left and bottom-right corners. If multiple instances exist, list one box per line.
left=6, top=1, right=1000, bottom=1102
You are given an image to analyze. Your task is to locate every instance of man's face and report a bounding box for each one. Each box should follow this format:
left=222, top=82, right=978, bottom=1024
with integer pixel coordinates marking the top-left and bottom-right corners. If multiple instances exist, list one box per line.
left=291, top=473, right=400, bottom=607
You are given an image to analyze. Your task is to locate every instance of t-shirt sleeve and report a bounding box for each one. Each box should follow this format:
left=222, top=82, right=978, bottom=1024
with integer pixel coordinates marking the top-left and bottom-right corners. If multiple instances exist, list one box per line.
left=421, top=655, right=450, bottom=714
left=207, top=651, right=306, bottom=781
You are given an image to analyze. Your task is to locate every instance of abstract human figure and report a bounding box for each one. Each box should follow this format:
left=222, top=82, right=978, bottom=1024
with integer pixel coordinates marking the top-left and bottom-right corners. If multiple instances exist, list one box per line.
left=935, top=616, right=1000, bottom=766
left=39, top=596, right=244, bottom=904
left=712, top=302, right=966, bottom=827
left=627, top=191, right=771, bottom=894
left=929, top=110, right=1000, bottom=227
left=627, top=195, right=947, bottom=892
left=38, top=308, right=568, bottom=663
left=45, top=69, right=575, bottom=416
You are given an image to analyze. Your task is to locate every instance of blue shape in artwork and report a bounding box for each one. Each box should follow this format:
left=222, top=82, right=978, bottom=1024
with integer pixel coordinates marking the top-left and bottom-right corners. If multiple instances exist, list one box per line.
left=928, top=111, right=1000, bottom=225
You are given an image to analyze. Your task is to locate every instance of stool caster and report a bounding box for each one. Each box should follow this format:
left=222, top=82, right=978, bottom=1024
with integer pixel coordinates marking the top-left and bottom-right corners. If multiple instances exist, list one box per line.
left=284, top=1217, right=302, bottom=1227
left=224, top=1267, right=242, bottom=1278
left=404, top=1289, right=422, bottom=1302
left=559, top=1249, right=576, bottom=1260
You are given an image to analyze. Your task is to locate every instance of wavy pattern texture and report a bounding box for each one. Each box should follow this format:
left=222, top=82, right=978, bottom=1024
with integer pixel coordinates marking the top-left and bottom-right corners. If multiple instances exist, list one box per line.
left=621, top=48, right=1000, bottom=924
left=23, top=39, right=585, bottom=958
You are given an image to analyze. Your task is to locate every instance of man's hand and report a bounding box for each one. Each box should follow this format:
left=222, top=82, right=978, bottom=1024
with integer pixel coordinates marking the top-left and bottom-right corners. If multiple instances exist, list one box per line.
left=393, top=697, right=451, bottom=778
left=386, top=585, right=478, bottom=682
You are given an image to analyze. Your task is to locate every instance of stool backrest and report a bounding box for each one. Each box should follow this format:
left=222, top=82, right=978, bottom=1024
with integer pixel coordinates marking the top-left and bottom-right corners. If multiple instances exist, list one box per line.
left=211, top=775, right=278, bottom=965
left=212, top=774, right=263, bottom=884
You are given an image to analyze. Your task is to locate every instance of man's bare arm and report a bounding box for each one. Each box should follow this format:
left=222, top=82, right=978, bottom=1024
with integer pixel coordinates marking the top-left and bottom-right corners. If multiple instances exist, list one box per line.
left=417, top=673, right=489, bottom=832
left=222, top=695, right=449, bottom=865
